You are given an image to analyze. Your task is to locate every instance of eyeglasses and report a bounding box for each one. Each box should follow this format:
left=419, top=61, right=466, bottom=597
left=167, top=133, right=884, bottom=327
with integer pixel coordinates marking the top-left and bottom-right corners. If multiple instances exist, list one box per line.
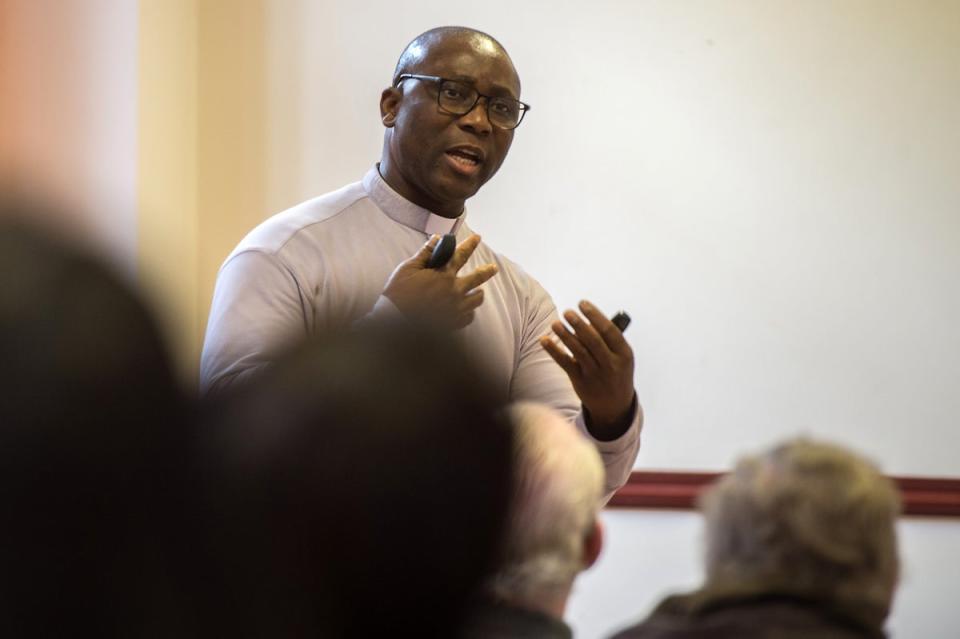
left=395, top=73, right=531, bottom=130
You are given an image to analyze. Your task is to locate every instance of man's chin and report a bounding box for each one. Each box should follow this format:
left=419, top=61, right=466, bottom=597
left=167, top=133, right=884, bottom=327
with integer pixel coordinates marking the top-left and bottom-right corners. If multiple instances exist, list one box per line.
left=431, top=178, right=484, bottom=209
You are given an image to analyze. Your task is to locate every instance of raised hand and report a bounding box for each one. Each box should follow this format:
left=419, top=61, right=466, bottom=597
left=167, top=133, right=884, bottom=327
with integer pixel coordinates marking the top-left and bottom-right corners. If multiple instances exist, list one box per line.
left=382, top=234, right=498, bottom=330
left=540, top=299, right=636, bottom=439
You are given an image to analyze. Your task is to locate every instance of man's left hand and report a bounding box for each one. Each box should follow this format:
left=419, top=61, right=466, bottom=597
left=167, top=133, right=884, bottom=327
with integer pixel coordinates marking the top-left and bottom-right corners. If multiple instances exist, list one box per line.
left=540, top=300, right=636, bottom=440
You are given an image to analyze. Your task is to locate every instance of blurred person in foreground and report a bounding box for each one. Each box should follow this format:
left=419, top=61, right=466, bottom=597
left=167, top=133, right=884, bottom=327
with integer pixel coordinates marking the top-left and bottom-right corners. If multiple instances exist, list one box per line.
left=198, top=325, right=515, bottom=637
left=611, top=438, right=901, bottom=639
left=462, top=402, right=606, bottom=639
left=0, top=210, right=193, bottom=636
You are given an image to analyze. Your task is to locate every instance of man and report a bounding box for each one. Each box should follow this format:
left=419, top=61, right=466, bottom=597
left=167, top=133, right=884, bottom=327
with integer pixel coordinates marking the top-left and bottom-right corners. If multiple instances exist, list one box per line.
left=463, top=402, right=607, bottom=639
left=611, top=438, right=901, bottom=639
left=200, top=26, right=642, bottom=497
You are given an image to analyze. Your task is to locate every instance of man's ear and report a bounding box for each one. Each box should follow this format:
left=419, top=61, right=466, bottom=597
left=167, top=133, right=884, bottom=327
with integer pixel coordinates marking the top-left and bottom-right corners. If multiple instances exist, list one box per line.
left=583, top=518, right=604, bottom=570
left=380, top=87, right=401, bottom=127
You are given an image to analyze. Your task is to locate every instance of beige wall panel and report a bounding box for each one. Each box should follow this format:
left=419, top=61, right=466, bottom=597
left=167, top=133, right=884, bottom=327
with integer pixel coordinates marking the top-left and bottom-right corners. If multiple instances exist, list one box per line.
left=138, top=0, right=200, bottom=382
left=196, top=0, right=268, bottom=356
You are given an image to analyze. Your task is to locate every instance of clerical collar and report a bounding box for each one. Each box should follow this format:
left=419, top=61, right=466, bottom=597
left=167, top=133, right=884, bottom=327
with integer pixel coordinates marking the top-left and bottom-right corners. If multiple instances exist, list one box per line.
left=363, top=166, right=464, bottom=236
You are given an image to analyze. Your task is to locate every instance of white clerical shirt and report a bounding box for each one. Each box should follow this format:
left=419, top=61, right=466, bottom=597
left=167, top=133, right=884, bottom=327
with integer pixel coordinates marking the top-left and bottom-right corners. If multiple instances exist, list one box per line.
left=200, top=167, right=642, bottom=499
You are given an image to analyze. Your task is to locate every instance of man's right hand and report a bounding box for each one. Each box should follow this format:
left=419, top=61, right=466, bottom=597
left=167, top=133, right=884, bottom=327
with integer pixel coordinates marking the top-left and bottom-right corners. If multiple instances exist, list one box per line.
left=382, top=234, right=498, bottom=330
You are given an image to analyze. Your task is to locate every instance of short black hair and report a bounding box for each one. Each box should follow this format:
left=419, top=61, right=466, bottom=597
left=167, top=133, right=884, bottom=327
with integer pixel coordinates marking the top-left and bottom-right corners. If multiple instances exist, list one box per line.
left=0, top=212, right=191, bottom=635
left=200, top=325, right=514, bottom=637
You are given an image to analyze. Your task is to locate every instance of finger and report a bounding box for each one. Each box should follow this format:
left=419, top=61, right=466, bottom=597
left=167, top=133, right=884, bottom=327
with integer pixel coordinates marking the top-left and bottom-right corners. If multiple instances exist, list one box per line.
left=409, top=234, right=441, bottom=268
left=563, top=309, right=613, bottom=368
left=539, top=335, right=581, bottom=379
left=552, top=319, right=600, bottom=374
left=460, top=288, right=485, bottom=312
left=578, top=300, right=632, bottom=356
left=457, top=263, right=498, bottom=292
left=446, top=234, right=482, bottom=273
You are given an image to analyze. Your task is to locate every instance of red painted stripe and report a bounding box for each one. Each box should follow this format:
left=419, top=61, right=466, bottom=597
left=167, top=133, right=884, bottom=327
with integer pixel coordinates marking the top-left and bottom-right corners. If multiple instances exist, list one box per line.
left=608, top=471, right=960, bottom=517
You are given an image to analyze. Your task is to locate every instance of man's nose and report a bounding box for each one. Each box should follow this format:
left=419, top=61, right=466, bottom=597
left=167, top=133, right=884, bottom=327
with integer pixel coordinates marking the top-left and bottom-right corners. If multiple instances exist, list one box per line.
left=457, top=97, right=493, bottom=135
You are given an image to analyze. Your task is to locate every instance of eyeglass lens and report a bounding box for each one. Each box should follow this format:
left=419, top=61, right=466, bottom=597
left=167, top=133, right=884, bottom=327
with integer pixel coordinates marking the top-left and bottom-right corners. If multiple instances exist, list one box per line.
left=438, top=80, right=522, bottom=129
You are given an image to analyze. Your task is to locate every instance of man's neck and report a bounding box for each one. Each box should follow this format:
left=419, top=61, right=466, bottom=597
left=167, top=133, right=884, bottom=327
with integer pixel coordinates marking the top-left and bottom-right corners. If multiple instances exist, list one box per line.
left=376, top=161, right=463, bottom=218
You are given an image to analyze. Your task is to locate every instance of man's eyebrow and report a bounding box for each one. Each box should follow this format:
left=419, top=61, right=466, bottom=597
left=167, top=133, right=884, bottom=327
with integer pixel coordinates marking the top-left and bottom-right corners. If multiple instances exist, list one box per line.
left=446, top=75, right=518, bottom=98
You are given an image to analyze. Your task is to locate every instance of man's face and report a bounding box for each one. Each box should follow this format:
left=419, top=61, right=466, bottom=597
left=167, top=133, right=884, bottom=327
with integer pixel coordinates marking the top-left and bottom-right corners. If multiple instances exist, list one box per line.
left=381, top=34, right=521, bottom=216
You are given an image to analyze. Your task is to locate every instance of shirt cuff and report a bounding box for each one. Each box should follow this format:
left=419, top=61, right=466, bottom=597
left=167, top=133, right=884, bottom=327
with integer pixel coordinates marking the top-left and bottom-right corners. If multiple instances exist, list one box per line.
left=577, top=396, right=643, bottom=503
left=575, top=396, right=643, bottom=454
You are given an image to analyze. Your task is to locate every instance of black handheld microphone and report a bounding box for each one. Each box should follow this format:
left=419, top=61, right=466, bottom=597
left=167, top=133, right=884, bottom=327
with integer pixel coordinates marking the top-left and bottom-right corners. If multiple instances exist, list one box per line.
left=426, top=234, right=457, bottom=269
left=611, top=311, right=631, bottom=332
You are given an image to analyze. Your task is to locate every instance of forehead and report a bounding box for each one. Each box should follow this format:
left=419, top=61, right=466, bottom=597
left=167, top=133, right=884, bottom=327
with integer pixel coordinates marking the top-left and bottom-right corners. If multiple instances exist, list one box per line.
left=418, top=34, right=521, bottom=97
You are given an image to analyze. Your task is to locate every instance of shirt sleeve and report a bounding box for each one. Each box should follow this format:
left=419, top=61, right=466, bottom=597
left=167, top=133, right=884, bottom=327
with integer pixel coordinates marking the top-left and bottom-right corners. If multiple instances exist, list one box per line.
left=351, top=294, right=406, bottom=329
left=199, top=250, right=308, bottom=394
left=509, top=279, right=643, bottom=503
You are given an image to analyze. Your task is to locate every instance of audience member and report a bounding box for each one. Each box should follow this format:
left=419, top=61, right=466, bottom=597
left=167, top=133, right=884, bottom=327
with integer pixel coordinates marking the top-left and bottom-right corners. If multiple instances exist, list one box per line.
left=463, top=402, right=606, bottom=639
left=611, top=438, right=901, bottom=639
left=198, top=325, right=515, bottom=637
left=0, top=214, right=193, bottom=636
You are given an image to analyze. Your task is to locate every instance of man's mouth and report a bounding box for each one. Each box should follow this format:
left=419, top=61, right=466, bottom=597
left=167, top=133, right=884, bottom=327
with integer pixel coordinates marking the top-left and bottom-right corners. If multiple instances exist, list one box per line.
left=444, top=146, right=485, bottom=175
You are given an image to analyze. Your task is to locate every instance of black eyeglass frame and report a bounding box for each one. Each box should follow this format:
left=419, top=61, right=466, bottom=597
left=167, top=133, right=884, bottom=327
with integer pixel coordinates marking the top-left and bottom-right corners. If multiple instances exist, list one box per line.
left=394, top=73, right=531, bottom=130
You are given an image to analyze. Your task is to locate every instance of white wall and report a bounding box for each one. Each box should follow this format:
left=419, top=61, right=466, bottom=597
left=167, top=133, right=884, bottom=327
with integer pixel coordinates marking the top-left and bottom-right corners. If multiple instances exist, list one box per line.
left=568, top=510, right=960, bottom=639
left=473, top=0, right=960, bottom=477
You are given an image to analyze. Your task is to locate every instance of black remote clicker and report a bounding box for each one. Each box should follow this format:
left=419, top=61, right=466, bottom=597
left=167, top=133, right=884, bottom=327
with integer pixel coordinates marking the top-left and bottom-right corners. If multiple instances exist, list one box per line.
left=426, top=233, right=457, bottom=269
left=611, top=311, right=631, bottom=332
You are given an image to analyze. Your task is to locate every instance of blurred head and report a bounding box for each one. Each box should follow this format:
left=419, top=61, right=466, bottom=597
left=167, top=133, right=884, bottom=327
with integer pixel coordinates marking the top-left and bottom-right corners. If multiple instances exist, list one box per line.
left=201, top=325, right=514, bottom=637
left=379, top=26, right=522, bottom=217
left=0, top=213, right=189, bottom=634
left=488, top=402, right=605, bottom=609
left=700, top=438, right=901, bottom=620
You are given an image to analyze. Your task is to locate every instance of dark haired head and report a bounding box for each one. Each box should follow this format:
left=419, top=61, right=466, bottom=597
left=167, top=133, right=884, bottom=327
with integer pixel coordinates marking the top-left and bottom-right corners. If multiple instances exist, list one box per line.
left=0, top=214, right=191, bottom=635
left=201, top=325, right=514, bottom=637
